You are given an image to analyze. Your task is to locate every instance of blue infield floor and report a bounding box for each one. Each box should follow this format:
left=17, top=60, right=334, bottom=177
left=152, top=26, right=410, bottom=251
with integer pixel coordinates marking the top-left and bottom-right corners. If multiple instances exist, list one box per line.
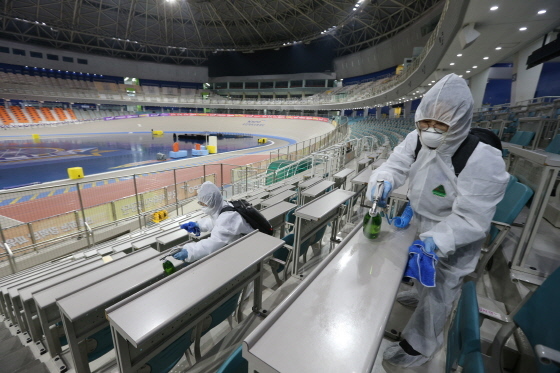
left=0, top=132, right=268, bottom=189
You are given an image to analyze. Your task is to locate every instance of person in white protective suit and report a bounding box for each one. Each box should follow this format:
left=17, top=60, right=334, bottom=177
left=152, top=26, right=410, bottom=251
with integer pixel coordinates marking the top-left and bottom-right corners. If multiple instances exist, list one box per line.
left=367, top=73, right=509, bottom=367
left=172, top=181, right=254, bottom=263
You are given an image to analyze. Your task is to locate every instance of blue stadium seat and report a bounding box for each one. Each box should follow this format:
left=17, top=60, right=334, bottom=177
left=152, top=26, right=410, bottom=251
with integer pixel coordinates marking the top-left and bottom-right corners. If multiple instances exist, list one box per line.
left=545, top=134, right=560, bottom=154
left=446, top=281, right=482, bottom=373
left=217, top=346, right=248, bottom=373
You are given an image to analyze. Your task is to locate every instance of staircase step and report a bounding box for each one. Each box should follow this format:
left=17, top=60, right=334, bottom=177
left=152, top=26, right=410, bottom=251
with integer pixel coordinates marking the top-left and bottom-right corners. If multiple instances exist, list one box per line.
left=0, top=335, right=24, bottom=356
left=0, top=328, right=12, bottom=342
left=14, top=359, right=49, bottom=373
left=0, top=348, right=35, bottom=373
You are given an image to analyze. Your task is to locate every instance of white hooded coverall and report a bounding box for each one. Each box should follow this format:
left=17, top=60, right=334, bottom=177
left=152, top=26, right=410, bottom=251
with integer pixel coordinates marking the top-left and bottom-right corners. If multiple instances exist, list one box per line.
left=183, top=182, right=254, bottom=262
left=367, top=73, right=508, bottom=357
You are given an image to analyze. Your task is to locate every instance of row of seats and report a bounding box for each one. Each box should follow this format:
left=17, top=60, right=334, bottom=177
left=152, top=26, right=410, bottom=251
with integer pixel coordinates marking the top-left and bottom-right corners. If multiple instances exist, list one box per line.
left=0, top=106, right=76, bottom=125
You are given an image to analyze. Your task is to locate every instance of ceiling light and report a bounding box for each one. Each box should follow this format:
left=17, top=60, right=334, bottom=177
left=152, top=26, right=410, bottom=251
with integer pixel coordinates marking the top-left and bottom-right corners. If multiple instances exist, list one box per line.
left=431, top=80, right=435, bottom=83
left=466, top=70, right=471, bottom=73
left=450, top=62, right=455, bottom=66
left=495, top=46, right=502, bottom=50
left=483, top=57, right=489, bottom=60
left=428, top=83, right=432, bottom=86
left=473, top=66, right=478, bottom=68
left=457, top=54, right=462, bottom=57
left=519, top=27, right=527, bottom=31
left=538, top=10, right=546, bottom=14
left=459, top=75, right=463, bottom=78
left=490, top=6, right=498, bottom=11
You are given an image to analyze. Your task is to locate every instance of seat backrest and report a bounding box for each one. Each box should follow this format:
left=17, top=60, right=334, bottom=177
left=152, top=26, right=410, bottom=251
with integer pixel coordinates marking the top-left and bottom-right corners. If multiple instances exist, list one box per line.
left=202, top=292, right=242, bottom=336
left=446, top=281, right=481, bottom=373
left=490, top=181, right=533, bottom=243
left=545, top=134, right=560, bottom=155
left=217, top=345, right=248, bottom=373
left=513, top=267, right=560, bottom=373
left=144, top=329, right=193, bottom=373
left=506, top=174, right=518, bottom=192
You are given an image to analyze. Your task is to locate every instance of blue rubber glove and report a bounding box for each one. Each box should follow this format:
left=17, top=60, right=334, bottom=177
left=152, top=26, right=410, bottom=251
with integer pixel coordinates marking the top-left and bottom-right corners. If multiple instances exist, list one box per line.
left=421, top=237, right=437, bottom=253
left=172, top=249, right=189, bottom=261
left=180, top=222, right=200, bottom=236
left=373, top=181, right=393, bottom=208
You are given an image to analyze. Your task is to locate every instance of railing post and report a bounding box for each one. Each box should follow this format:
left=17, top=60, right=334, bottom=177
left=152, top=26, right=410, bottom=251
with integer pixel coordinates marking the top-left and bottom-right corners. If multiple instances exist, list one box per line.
left=245, top=166, right=248, bottom=193
left=0, top=219, right=6, bottom=244
left=2, top=243, right=17, bottom=274
left=173, top=169, right=179, bottom=215
left=221, top=163, right=224, bottom=196
left=132, top=175, right=143, bottom=230
left=203, top=165, right=207, bottom=182
left=76, top=183, right=91, bottom=247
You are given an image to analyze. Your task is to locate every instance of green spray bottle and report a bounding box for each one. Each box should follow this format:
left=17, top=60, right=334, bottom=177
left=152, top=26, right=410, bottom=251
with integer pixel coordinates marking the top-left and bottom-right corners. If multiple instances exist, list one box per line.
left=363, top=179, right=385, bottom=239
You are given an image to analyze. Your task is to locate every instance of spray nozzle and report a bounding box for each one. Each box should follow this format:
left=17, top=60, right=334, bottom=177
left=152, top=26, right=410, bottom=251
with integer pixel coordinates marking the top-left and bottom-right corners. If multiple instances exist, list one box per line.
left=369, top=179, right=385, bottom=217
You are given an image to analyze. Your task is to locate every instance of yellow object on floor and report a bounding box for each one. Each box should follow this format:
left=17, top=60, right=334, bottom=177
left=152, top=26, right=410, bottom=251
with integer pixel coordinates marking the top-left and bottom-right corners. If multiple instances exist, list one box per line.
left=68, top=167, right=84, bottom=179
left=32, top=134, right=40, bottom=139
left=152, top=130, right=164, bottom=135
left=258, top=138, right=267, bottom=144
left=207, top=145, right=217, bottom=154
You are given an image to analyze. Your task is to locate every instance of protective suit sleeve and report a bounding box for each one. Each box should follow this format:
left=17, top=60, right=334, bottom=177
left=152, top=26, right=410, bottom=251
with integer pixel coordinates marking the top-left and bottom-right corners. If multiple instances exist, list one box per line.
left=419, top=144, right=509, bottom=257
left=367, top=131, right=419, bottom=201
left=183, top=211, right=254, bottom=262
left=197, top=216, right=214, bottom=232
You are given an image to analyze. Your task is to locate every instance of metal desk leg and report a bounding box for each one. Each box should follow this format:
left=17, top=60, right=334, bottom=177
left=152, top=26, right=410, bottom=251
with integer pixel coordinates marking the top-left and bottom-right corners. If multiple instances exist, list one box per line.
left=291, top=217, right=303, bottom=277
left=253, top=262, right=263, bottom=313
left=111, top=327, right=134, bottom=373
left=61, top=313, right=89, bottom=373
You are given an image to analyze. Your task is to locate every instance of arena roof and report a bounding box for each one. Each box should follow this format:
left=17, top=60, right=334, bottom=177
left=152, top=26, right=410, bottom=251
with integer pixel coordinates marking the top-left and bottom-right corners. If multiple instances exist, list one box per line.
left=0, top=0, right=441, bottom=65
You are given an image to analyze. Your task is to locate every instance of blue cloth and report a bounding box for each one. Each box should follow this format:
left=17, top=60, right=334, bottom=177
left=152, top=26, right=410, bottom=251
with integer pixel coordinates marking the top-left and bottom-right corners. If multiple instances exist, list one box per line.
left=173, top=249, right=189, bottom=261
left=180, top=222, right=200, bottom=236
left=403, top=240, right=439, bottom=287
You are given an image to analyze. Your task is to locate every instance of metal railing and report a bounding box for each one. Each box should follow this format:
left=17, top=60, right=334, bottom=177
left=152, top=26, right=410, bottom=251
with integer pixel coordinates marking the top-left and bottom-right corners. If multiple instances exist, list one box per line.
left=0, top=121, right=347, bottom=269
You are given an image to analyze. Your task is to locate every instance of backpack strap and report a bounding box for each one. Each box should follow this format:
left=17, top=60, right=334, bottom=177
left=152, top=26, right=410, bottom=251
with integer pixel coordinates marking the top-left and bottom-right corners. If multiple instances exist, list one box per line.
left=220, top=206, right=235, bottom=214
left=413, top=134, right=479, bottom=176
left=451, top=134, right=479, bottom=176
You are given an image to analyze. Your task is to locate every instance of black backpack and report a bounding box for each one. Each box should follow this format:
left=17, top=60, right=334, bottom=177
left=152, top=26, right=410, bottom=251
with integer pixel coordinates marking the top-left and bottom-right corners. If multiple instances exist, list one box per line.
left=220, top=199, right=274, bottom=235
left=414, top=128, right=502, bottom=176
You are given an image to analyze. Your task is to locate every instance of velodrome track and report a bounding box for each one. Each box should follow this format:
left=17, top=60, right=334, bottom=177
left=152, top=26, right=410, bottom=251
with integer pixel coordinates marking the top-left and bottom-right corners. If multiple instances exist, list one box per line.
left=0, top=116, right=334, bottom=224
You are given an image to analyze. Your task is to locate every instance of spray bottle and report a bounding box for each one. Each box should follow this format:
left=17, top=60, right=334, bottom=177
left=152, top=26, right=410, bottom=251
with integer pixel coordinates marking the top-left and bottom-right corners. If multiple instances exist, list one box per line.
left=363, top=179, right=385, bottom=239
left=160, top=248, right=182, bottom=276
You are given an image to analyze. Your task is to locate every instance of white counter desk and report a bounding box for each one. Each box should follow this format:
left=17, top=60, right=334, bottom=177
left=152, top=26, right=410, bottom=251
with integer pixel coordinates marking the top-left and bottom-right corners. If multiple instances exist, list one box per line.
left=244, top=219, right=418, bottom=373
left=261, top=190, right=297, bottom=208
left=32, top=248, right=160, bottom=361
left=260, top=201, right=297, bottom=237
left=292, top=189, right=355, bottom=275
left=106, top=231, right=285, bottom=373
left=57, top=249, right=186, bottom=373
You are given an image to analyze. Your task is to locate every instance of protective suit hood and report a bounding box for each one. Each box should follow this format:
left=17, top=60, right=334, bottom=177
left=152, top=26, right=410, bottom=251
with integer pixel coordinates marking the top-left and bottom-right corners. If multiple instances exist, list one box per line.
left=415, top=73, right=473, bottom=156
left=197, top=181, right=224, bottom=219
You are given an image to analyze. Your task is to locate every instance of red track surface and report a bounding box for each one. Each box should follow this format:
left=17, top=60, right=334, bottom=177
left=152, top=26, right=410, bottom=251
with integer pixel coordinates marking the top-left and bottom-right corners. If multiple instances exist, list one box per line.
left=0, top=154, right=269, bottom=223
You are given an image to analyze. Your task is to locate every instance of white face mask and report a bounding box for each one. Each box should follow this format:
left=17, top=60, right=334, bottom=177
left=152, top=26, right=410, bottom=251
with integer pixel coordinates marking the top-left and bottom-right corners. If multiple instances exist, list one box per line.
left=421, top=128, right=446, bottom=149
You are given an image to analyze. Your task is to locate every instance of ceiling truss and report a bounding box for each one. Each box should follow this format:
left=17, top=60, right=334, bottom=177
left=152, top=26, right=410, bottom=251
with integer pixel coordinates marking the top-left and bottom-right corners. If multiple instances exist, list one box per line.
left=0, top=0, right=441, bottom=65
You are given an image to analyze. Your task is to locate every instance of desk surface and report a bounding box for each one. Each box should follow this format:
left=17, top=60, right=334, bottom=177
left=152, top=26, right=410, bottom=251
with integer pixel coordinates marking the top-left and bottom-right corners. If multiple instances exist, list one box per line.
left=294, top=189, right=355, bottom=221
left=57, top=252, right=183, bottom=322
left=248, top=191, right=270, bottom=200
left=351, top=168, right=373, bottom=185
left=301, top=180, right=335, bottom=198
left=261, top=190, right=297, bottom=208
left=298, top=177, right=323, bottom=189
left=19, top=259, right=106, bottom=304
left=333, top=168, right=354, bottom=179
left=244, top=219, right=417, bottom=373
left=505, top=145, right=560, bottom=167
left=260, top=201, right=297, bottom=222
left=269, top=185, right=296, bottom=196
left=107, top=232, right=285, bottom=347
left=156, top=229, right=190, bottom=245
left=33, top=248, right=159, bottom=310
